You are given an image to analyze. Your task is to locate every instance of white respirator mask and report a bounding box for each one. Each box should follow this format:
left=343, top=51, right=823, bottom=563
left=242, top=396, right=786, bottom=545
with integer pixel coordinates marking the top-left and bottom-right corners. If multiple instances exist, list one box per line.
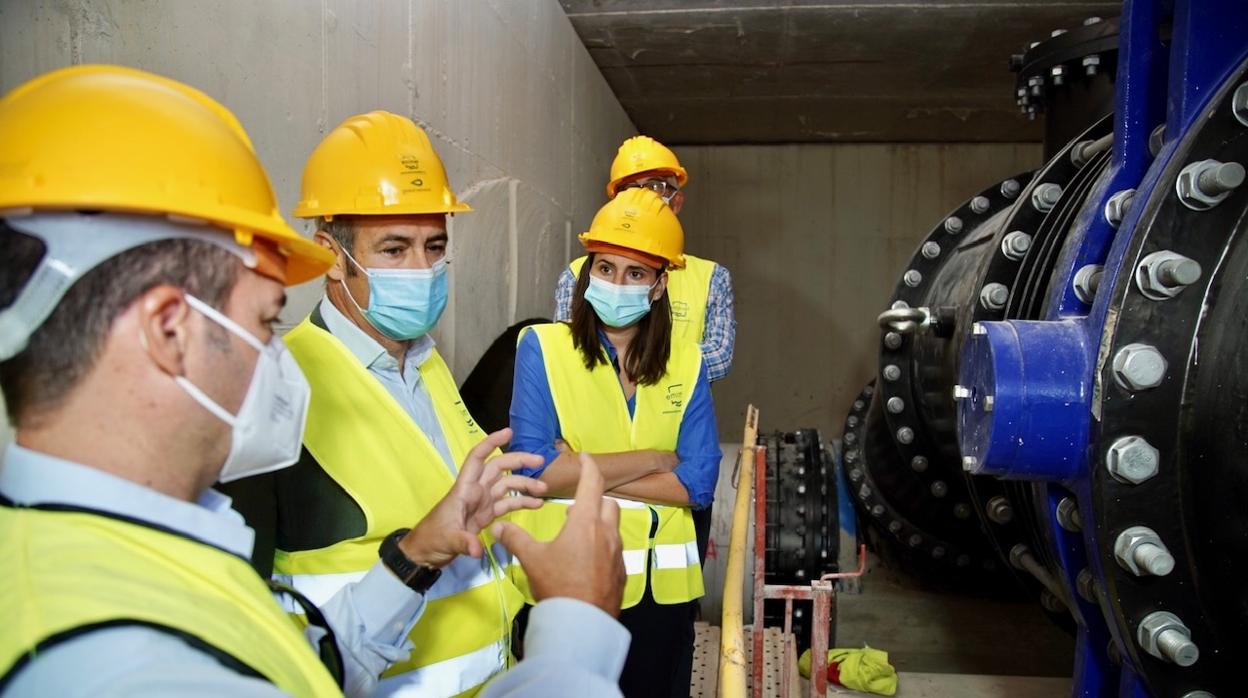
left=173, top=294, right=311, bottom=483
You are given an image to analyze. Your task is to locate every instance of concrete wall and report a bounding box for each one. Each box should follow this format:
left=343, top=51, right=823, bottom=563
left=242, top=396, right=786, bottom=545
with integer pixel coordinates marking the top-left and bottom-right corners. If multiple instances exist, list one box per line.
left=672, top=143, right=1042, bottom=440
left=0, top=0, right=635, bottom=444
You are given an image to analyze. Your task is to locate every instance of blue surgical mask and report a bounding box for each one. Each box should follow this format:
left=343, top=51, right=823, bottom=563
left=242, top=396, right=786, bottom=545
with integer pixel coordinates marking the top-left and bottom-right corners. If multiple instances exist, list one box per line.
left=340, top=249, right=449, bottom=340
left=584, top=275, right=658, bottom=328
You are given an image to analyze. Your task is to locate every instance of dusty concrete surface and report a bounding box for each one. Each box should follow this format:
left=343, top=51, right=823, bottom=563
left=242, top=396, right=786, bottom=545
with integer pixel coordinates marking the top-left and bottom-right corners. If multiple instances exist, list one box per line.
left=0, top=0, right=635, bottom=443
left=671, top=142, right=1043, bottom=441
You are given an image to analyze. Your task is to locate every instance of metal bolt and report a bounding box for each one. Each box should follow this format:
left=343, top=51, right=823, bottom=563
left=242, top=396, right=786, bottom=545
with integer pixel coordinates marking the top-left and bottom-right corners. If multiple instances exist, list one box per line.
left=904, top=269, right=923, bottom=287
left=886, top=396, right=905, bottom=414
left=962, top=455, right=979, bottom=472
left=1182, top=691, right=1216, bottom=698
left=1001, top=179, right=1021, bottom=198
left=1083, top=16, right=1102, bottom=25
left=1040, top=589, right=1066, bottom=613
left=953, top=385, right=971, bottom=399
left=980, top=283, right=1009, bottom=310
left=1105, top=435, right=1161, bottom=484
left=1112, top=343, right=1168, bottom=391
left=1028, top=75, right=1044, bottom=97
left=1177, top=159, right=1246, bottom=210
left=1073, top=264, right=1104, bottom=304
left=1136, top=250, right=1202, bottom=300
left=1050, top=28, right=1067, bottom=37
left=891, top=299, right=910, bottom=309
left=844, top=432, right=857, bottom=445
left=986, top=496, right=1014, bottom=524
left=846, top=416, right=859, bottom=428
left=1149, top=124, right=1166, bottom=157
left=888, top=520, right=903, bottom=533
left=1138, top=611, right=1199, bottom=667
left=1114, top=525, right=1176, bottom=577
left=971, top=196, right=990, bottom=214
left=797, top=484, right=806, bottom=494
left=1056, top=497, right=1081, bottom=532
left=853, top=399, right=865, bottom=410
left=1234, top=82, right=1248, bottom=127
left=944, top=216, right=964, bottom=234
left=848, top=468, right=862, bottom=482
left=931, top=546, right=946, bottom=559
left=1104, top=188, right=1136, bottom=227
left=1082, top=54, right=1100, bottom=76
left=1032, top=182, right=1063, bottom=212
left=954, top=503, right=971, bottom=519
left=972, top=322, right=987, bottom=336
left=871, top=504, right=885, bottom=517
left=983, top=395, right=994, bottom=412
left=1076, top=569, right=1096, bottom=602
left=896, top=427, right=914, bottom=444
left=910, top=455, right=929, bottom=472
left=908, top=534, right=922, bottom=547
left=883, top=364, right=901, bottom=381
left=930, top=481, right=948, bottom=498
left=1050, top=65, right=1066, bottom=86
left=884, top=332, right=902, bottom=350
left=1001, top=231, right=1032, bottom=261
left=921, top=241, right=941, bottom=259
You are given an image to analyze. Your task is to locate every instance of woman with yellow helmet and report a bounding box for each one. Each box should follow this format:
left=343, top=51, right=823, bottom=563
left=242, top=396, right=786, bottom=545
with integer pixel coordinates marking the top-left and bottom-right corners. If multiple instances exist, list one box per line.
left=505, top=188, right=721, bottom=697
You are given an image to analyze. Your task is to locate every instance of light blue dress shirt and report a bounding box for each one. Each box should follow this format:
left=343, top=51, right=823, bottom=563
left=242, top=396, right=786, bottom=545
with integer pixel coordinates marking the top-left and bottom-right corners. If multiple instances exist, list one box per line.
left=1, top=444, right=631, bottom=697
left=319, top=296, right=456, bottom=472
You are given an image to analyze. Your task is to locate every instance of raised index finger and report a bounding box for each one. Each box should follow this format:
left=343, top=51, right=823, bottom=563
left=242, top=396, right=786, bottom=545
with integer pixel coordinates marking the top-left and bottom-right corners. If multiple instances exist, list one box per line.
left=568, top=452, right=606, bottom=522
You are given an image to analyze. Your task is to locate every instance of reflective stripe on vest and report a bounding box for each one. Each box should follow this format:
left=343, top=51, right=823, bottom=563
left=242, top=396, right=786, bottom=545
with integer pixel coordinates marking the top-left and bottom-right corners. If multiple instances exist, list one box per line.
left=0, top=504, right=340, bottom=697
left=508, top=323, right=705, bottom=607
left=282, top=318, right=522, bottom=697
left=570, top=254, right=716, bottom=345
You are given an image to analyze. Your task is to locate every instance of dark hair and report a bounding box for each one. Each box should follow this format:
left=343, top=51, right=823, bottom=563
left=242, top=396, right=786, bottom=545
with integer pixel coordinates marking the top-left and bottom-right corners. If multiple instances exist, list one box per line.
left=0, top=223, right=240, bottom=427
left=568, top=253, right=672, bottom=386
left=315, top=217, right=357, bottom=278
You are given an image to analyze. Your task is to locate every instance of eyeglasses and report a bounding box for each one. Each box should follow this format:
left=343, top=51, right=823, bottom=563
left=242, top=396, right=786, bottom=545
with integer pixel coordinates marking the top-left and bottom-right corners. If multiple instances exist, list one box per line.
left=626, top=178, right=680, bottom=205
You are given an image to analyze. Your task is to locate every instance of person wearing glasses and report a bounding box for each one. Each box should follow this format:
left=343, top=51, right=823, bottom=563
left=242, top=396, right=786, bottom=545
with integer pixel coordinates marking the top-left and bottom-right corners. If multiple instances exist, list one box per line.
left=511, top=189, right=722, bottom=697
left=554, top=136, right=737, bottom=385
left=0, top=67, right=631, bottom=698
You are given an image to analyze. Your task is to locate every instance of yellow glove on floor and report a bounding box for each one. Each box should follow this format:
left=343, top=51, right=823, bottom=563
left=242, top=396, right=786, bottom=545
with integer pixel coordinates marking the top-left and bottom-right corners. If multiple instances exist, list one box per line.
left=798, top=646, right=898, bottom=696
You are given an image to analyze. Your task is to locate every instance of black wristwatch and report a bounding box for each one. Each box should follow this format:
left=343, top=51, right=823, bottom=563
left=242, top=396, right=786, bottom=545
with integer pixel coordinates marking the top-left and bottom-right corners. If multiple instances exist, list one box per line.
left=379, top=528, right=442, bottom=593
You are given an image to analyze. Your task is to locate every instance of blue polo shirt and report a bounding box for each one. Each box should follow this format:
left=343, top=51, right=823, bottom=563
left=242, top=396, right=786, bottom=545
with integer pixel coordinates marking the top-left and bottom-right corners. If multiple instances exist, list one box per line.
left=508, top=328, right=721, bottom=509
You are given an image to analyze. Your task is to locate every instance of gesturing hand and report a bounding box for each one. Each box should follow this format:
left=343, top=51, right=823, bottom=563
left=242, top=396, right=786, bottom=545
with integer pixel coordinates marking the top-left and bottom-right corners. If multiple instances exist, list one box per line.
left=399, top=428, right=548, bottom=569
left=491, top=453, right=626, bottom=617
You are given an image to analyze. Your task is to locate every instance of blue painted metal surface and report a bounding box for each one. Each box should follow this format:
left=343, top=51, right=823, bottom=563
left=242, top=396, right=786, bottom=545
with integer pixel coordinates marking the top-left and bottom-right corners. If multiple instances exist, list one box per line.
left=956, top=1, right=1248, bottom=695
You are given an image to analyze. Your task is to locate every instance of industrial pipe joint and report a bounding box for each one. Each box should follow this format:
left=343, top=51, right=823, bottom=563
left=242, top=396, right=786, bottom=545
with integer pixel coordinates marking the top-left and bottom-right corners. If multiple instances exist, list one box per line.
left=957, top=320, right=1092, bottom=480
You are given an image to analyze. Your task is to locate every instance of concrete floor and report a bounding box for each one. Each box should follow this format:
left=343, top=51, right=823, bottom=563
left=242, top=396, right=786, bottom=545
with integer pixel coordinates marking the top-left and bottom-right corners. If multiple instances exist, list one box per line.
left=833, top=554, right=1074, bottom=677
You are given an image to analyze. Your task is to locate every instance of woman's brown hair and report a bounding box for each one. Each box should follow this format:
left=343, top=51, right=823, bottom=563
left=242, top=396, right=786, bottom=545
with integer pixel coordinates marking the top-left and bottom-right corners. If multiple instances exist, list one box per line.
left=568, top=253, right=673, bottom=386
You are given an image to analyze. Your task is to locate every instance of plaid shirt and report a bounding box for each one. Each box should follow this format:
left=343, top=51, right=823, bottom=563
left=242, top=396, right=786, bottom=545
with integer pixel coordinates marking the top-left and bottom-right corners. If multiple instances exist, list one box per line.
left=553, top=262, right=736, bottom=382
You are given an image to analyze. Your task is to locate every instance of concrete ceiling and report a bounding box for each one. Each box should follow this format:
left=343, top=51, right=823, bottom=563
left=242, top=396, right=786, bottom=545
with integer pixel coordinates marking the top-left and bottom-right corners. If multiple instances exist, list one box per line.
left=558, top=0, right=1119, bottom=144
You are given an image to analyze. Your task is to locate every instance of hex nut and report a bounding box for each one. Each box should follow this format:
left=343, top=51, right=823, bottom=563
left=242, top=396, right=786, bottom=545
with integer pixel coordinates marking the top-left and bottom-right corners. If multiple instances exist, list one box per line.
left=944, top=216, right=964, bottom=234
left=883, top=364, right=901, bottom=381
left=1001, top=179, right=1022, bottom=198
left=987, top=496, right=1014, bottom=524
left=1112, top=343, right=1168, bottom=391
left=1136, top=250, right=1202, bottom=300
left=1032, top=183, right=1063, bottom=212
left=1076, top=569, right=1096, bottom=603
left=1056, top=497, right=1081, bottom=532
left=1114, top=526, right=1176, bottom=577
left=1073, top=264, right=1104, bottom=304
left=971, top=196, right=990, bottom=214
left=1235, top=82, right=1248, bottom=127
left=980, top=283, right=1009, bottom=310
left=1001, top=231, right=1033, bottom=261
left=1138, top=611, right=1199, bottom=667
left=1104, top=188, right=1136, bottom=227
left=1177, top=159, right=1245, bottom=210
left=1105, top=435, right=1160, bottom=484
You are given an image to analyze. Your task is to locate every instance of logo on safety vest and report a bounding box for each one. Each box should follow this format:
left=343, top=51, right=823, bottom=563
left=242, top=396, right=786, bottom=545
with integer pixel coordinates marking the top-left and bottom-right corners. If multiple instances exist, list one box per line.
left=665, top=383, right=685, bottom=412
left=671, top=300, right=689, bottom=320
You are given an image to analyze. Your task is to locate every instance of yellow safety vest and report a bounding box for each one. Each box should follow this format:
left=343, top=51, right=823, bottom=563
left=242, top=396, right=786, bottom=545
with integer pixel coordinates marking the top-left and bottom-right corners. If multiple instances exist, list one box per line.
left=508, top=323, right=705, bottom=608
left=280, top=318, right=523, bottom=698
left=0, top=502, right=340, bottom=697
left=571, top=254, right=716, bottom=345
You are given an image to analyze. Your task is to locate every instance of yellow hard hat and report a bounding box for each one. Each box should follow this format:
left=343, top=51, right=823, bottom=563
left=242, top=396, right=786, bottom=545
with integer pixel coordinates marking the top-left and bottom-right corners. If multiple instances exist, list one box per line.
left=606, top=135, right=689, bottom=199
left=579, top=188, right=685, bottom=269
left=293, top=111, right=471, bottom=219
left=0, top=65, right=333, bottom=286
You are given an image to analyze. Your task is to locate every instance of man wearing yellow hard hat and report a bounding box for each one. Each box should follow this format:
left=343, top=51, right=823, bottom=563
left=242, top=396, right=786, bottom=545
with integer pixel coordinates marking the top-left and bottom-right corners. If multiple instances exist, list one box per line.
left=510, top=188, right=722, bottom=697
left=219, top=110, right=527, bottom=697
left=0, top=66, right=631, bottom=697
left=554, top=135, right=737, bottom=384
